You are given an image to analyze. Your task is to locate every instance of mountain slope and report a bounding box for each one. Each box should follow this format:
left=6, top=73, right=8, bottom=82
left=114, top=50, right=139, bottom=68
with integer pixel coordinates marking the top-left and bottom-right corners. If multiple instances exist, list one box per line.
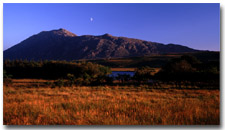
left=4, top=28, right=199, bottom=60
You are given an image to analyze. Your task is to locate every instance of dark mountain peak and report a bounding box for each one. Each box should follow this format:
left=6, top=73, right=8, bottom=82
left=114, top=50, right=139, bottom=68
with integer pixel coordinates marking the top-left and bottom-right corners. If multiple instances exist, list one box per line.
left=103, top=33, right=111, bottom=36
left=49, top=28, right=77, bottom=37
left=4, top=29, right=199, bottom=61
left=58, top=28, right=65, bottom=31
left=102, top=33, right=114, bottom=38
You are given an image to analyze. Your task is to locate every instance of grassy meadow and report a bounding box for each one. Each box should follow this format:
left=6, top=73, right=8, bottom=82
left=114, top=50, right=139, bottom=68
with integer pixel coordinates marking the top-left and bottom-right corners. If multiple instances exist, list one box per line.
left=3, top=79, right=220, bottom=125
left=3, top=53, right=220, bottom=125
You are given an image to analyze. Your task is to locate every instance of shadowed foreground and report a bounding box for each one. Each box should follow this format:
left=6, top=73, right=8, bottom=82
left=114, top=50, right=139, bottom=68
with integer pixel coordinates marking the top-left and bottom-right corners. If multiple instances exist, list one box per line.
left=4, top=82, right=219, bottom=125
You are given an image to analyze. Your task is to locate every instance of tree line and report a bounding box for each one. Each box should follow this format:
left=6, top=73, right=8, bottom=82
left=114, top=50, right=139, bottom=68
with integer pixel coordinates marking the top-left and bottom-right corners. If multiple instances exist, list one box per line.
left=109, top=55, right=219, bottom=89
left=4, top=60, right=111, bottom=85
left=4, top=54, right=219, bottom=89
left=133, top=55, right=219, bottom=89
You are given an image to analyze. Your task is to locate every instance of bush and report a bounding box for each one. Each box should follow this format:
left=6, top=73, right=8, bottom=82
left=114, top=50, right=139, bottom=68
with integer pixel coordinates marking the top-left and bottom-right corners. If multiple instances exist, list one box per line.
left=55, top=79, right=65, bottom=87
left=133, top=67, right=155, bottom=83
left=3, top=70, right=13, bottom=86
left=4, top=60, right=112, bottom=86
left=116, top=74, right=131, bottom=83
left=66, top=73, right=75, bottom=86
left=74, top=78, right=84, bottom=86
left=105, top=76, right=114, bottom=84
left=155, top=55, right=219, bottom=88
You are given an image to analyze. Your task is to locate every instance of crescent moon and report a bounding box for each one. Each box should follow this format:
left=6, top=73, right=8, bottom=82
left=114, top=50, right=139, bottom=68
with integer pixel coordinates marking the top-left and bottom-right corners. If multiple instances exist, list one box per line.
left=90, top=17, right=93, bottom=22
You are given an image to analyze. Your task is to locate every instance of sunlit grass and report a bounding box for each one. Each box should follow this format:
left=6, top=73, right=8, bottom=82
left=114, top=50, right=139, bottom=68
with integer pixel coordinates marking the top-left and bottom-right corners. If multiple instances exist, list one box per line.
left=111, top=68, right=135, bottom=71
left=4, top=82, right=219, bottom=125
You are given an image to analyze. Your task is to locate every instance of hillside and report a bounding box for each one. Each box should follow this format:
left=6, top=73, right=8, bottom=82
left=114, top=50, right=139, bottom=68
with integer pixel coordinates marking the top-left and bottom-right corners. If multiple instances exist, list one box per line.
left=4, top=28, right=199, bottom=60
left=83, top=51, right=220, bottom=68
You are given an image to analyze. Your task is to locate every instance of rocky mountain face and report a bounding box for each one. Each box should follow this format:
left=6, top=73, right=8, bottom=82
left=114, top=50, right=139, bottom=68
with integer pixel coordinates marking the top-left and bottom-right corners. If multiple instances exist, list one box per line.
left=4, top=28, right=198, bottom=60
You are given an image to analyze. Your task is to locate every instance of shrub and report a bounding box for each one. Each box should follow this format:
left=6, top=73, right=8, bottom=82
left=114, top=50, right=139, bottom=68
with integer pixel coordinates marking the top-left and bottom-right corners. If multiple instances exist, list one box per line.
left=74, top=78, right=83, bottom=86
left=3, top=70, right=12, bottom=86
left=55, top=79, right=65, bottom=87
left=66, top=73, right=75, bottom=86
left=3, top=60, right=112, bottom=86
left=133, top=67, right=155, bottom=83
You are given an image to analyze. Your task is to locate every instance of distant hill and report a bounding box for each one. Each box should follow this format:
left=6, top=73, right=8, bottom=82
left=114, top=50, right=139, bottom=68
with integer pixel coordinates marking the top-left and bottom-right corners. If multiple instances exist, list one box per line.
left=85, top=51, right=220, bottom=68
left=4, top=28, right=199, bottom=60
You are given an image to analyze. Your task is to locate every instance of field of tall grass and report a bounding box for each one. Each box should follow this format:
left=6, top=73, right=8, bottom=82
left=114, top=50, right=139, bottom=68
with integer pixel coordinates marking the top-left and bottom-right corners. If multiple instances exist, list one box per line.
left=3, top=79, right=220, bottom=125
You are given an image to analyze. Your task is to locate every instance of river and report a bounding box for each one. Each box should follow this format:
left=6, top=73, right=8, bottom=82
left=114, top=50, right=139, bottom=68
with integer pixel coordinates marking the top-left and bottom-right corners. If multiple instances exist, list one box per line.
left=109, top=71, right=135, bottom=77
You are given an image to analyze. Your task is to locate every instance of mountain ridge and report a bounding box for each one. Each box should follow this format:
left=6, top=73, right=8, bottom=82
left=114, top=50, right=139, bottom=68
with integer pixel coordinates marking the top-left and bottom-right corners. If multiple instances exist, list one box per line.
left=4, top=28, right=199, bottom=61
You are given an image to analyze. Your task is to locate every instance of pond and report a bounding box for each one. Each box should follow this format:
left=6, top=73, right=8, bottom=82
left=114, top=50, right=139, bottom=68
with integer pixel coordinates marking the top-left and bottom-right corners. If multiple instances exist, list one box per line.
left=109, top=71, right=135, bottom=77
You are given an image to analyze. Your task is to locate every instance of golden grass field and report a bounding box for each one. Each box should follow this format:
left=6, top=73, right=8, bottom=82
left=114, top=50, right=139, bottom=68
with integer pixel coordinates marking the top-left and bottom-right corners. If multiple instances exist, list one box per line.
left=4, top=79, right=220, bottom=125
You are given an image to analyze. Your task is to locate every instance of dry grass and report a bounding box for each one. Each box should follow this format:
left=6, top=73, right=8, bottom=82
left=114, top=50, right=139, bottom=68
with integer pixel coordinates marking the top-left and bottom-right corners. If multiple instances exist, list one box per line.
left=111, top=68, right=135, bottom=71
left=152, top=68, right=161, bottom=75
left=12, top=79, right=54, bottom=83
left=4, top=81, right=219, bottom=125
left=110, top=68, right=161, bottom=74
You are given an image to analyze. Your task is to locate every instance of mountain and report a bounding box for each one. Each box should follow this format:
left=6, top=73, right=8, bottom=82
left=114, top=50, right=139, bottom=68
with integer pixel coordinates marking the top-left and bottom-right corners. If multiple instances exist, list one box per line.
left=4, top=28, right=199, bottom=61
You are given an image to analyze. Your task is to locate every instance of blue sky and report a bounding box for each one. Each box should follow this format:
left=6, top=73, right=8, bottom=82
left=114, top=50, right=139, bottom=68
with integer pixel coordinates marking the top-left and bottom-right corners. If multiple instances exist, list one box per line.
left=3, top=3, right=220, bottom=51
